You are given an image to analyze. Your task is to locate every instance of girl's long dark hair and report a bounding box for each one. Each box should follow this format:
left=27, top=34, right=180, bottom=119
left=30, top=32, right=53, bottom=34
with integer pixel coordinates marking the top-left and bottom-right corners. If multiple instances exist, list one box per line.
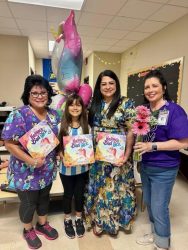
left=143, top=69, right=171, bottom=103
left=88, top=70, right=121, bottom=126
left=59, top=94, right=89, bottom=151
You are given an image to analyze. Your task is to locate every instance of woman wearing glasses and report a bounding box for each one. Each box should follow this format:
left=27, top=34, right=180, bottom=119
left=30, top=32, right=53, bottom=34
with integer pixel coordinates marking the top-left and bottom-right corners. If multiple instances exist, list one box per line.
left=2, top=75, right=60, bottom=249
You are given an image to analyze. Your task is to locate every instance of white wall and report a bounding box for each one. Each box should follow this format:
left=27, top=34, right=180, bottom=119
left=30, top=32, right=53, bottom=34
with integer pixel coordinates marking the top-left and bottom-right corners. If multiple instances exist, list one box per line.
left=120, top=13, right=188, bottom=112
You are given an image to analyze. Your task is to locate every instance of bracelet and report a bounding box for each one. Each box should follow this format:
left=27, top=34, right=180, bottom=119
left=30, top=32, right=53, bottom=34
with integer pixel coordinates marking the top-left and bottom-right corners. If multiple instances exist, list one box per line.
left=33, top=159, right=38, bottom=169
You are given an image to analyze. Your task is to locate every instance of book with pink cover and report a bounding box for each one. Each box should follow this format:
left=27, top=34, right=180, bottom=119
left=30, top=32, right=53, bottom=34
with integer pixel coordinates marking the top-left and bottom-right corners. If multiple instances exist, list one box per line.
left=95, top=132, right=126, bottom=164
left=63, top=134, right=95, bottom=167
left=19, top=120, right=59, bottom=158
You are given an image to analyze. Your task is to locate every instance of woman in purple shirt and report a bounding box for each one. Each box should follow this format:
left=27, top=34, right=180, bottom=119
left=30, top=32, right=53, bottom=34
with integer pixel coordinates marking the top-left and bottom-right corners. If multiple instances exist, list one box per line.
left=2, top=75, right=60, bottom=249
left=134, top=70, right=188, bottom=250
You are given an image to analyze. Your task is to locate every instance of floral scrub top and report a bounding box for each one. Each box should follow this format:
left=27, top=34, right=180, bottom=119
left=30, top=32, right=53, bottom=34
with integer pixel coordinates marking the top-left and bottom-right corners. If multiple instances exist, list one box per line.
left=2, top=105, right=60, bottom=191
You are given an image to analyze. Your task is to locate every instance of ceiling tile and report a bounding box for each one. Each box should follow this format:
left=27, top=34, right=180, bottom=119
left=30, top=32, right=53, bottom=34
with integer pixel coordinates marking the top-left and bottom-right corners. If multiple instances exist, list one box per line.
left=125, top=31, right=151, bottom=40
left=94, top=38, right=119, bottom=45
left=21, top=30, right=47, bottom=40
left=114, top=39, right=138, bottom=47
left=46, top=7, right=81, bottom=23
left=16, top=19, right=47, bottom=32
left=134, top=20, right=168, bottom=32
left=78, top=12, right=113, bottom=27
left=0, top=16, right=18, bottom=28
left=118, top=0, right=162, bottom=19
left=149, top=5, right=188, bottom=22
left=0, top=2, right=12, bottom=17
left=108, top=16, right=142, bottom=30
left=143, top=0, right=168, bottom=3
left=0, top=27, right=21, bottom=35
left=29, top=39, right=48, bottom=49
left=77, top=25, right=103, bottom=37
left=99, top=28, right=129, bottom=39
left=107, top=45, right=132, bottom=53
left=84, top=44, right=111, bottom=52
left=8, top=2, right=46, bottom=21
left=81, top=36, right=97, bottom=44
left=83, top=0, right=127, bottom=15
left=168, top=0, right=188, bottom=8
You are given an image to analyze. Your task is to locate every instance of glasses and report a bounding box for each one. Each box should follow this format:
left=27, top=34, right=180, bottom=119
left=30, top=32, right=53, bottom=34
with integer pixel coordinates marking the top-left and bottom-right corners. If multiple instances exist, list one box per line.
left=30, top=91, right=48, bottom=98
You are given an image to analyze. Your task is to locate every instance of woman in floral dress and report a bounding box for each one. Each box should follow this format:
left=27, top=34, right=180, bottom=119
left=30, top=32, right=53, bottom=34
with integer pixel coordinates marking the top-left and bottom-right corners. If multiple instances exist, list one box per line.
left=84, top=70, right=136, bottom=236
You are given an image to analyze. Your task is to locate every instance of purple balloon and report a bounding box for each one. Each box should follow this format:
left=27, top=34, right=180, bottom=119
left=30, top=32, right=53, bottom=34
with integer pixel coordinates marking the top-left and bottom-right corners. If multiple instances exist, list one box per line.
left=78, top=84, right=92, bottom=106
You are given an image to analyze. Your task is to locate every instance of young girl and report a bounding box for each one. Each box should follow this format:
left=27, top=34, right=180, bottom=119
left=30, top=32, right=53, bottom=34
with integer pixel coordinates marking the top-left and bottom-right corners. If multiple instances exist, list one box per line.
left=59, top=93, right=89, bottom=239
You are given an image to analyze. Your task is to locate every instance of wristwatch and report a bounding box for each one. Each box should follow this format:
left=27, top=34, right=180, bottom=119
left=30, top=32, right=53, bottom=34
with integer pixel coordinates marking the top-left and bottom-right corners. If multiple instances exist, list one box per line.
left=152, top=143, right=158, bottom=151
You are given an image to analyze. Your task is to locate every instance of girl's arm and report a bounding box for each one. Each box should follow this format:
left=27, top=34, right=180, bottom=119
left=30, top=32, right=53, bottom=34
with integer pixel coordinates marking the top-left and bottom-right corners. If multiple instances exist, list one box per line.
left=134, top=138, right=188, bottom=155
left=5, top=140, right=45, bottom=168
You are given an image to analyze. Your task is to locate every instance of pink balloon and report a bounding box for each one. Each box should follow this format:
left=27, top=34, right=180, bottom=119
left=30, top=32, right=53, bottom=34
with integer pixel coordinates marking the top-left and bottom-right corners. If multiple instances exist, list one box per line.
left=78, top=84, right=92, bottom=106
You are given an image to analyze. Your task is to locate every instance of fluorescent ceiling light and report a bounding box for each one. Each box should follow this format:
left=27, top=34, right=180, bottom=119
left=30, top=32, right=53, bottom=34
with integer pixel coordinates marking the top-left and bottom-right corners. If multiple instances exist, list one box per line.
left=8, top=0, right=85, bottom=10
left=49, top=40, right=55, bottom=52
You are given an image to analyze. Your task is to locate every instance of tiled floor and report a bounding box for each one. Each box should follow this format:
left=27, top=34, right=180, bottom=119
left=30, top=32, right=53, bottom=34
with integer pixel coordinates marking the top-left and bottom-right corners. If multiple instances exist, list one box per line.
left=0, top=174, right=188, bottom=250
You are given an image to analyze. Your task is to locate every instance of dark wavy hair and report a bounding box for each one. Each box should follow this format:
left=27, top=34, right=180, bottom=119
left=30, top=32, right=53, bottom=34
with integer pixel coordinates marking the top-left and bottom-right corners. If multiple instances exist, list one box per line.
left=88, top=70, right=121, bottom=125
left=21, top=74, right=54, bottom=105
left=144, top=69, right=171, bottom=103
left=59, top=93, right=89, bottom=151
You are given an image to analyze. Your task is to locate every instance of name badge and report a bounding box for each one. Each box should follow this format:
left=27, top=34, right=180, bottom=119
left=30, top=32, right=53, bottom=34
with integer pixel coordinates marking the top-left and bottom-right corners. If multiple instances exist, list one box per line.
left=158, top=110, right=169, bottom=125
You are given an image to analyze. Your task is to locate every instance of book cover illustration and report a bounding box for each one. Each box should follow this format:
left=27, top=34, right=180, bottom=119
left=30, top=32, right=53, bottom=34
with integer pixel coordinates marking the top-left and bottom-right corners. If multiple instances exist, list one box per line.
left=19, top=120, right=59, bottom=158
left=95, top=132, right=126, bottom=164
left=63, top=134, right=95, bottom=167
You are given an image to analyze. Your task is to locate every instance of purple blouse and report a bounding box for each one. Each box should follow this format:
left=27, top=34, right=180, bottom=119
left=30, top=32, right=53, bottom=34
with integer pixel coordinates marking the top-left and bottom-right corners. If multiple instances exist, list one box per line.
left=2, top=105, right=60, bottom=190
left=143, top=101, right=188, bottom=167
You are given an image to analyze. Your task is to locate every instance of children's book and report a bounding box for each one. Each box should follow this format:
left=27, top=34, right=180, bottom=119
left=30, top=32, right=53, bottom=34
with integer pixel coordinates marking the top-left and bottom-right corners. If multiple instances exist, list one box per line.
left=19, top=120, right=59, bottom=158
left=63, top=134, right=95, bottom=167
left=95, top=132, right=126, bottom=164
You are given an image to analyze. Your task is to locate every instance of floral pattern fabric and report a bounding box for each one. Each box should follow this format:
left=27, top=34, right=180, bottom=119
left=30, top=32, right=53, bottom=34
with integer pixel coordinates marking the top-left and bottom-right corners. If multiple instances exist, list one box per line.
left=2, top=105, right=60, bottom=191
left=84, top=97, right=136, bottom=234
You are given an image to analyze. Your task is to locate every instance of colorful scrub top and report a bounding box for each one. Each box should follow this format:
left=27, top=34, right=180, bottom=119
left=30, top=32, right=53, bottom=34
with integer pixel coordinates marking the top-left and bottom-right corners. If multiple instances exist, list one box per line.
left=143, top=101, right=188, bottom=167
left=2, top=105, right=60, bottom=191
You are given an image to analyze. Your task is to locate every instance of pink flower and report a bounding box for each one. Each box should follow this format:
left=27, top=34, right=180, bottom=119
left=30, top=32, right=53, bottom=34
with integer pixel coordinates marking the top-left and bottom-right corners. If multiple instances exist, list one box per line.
left=132, top=121, right=150, bottom=136
left=136, top=105, right=151, bottom=116
left=135, top=105, right=151, bottom=123
left=136, top=113, right=150, bottom=123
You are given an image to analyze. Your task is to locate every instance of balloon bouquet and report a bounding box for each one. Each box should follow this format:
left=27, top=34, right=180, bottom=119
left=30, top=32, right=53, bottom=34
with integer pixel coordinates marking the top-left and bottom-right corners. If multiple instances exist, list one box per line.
left=51, top=10, right=92, bottom=111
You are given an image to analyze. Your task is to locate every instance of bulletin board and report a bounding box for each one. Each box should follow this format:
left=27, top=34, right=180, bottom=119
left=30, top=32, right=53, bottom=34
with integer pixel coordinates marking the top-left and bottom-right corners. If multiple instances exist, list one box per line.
left=127, top=57, right=184, bottom=106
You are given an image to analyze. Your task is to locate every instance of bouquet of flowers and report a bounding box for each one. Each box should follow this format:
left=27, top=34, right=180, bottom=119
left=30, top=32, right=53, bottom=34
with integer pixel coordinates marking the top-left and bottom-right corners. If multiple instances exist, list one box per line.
left=127, top=105, right=158, bottom=162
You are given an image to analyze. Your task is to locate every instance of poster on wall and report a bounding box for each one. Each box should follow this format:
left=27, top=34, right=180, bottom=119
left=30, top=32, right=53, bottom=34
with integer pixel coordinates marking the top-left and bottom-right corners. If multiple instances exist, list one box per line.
left=42, top=59, right=56, bottom=82
left=127, top=57, right=184, bottom=106
left=42, top=58, right=60, bottom=94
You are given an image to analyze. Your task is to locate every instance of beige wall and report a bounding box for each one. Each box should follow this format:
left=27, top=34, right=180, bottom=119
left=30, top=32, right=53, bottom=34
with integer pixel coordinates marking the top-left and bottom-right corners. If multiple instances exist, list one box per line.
left=93, top=52, right=121, bottom=87
left=120, top=13, right=188, bottom=112
left=83, top=52, right=121, bottom=89
left=0, top=35, right=29, bottom=107
left=28, top=40, right=35, bottom=73
left=35, top=58, right=43, bottom=75
left=83, top=53, right=94, bottom=88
